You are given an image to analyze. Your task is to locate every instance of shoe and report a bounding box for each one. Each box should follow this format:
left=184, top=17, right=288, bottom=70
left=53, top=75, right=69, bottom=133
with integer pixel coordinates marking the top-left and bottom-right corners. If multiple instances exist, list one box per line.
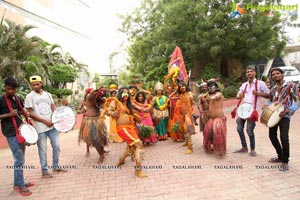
left=250, top=150, right=257, bottom=157
left=279, top=163, right=289, bottom=172
left=15, top=187, right=32, bottom=196
left=13, top=182, right=35, bottom=191
left=233, top=148, right=248, bottom=153
left=53, top=168, right=68, bottom=173
left=268, top=157, right=282, bottom=163
left=42, top=171, right=53, bottom=178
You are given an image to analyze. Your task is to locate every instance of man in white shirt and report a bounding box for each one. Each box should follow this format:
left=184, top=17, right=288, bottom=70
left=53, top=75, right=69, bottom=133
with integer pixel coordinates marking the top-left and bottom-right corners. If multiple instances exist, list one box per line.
left=233, top=66, right=270, bottom=156
left=25, top=75, right=67, bottom=178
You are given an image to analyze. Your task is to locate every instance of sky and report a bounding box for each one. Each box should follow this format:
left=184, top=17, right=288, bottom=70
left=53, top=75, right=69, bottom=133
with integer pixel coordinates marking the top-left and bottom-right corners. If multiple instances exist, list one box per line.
left=7, top=0, right=300, bottom=74
left=23, top=0, right=141, bottom=74
left=77, top=0, right=141, bottom=74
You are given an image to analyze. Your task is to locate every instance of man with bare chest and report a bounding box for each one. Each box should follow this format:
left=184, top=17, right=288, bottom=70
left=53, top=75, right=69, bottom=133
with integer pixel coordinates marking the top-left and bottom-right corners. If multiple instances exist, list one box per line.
left=198, top=82, right=209, bottom=134
left=78, top=88, right=108, bottom=163
left=103, top=87, right=147, bottom=178
left=203, top=80, right=227, bottom=156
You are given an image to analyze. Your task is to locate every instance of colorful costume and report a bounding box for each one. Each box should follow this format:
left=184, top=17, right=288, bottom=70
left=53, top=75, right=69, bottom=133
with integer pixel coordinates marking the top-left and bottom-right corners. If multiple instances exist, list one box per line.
left=79, top=116, right=107, bottom=149
left=153, top=96, right=169, bottom=140
left=203, top=116, right=227, bottom=156
left=108, top=83, right=123, bottom=143
left=77, top=88, right=108, bottom=162
left=173, top=82, right=195, bottom=154
left=134, top=92, right=157, bottom=144
left=102, top=93, right=147, bottom=178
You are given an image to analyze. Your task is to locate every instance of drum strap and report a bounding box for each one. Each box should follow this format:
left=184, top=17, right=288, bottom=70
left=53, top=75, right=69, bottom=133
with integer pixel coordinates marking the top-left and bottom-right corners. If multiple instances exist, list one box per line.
left=231, top=84, right=248, bottom=118
left=250, top=81, right=259, bottom=122
left=4, top=94, right=26, bottom=143
left=253, top=80, right=258, bottom=111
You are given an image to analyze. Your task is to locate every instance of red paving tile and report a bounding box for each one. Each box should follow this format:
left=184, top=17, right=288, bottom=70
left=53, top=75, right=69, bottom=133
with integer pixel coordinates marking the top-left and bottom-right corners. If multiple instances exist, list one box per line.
left=1, top=102, right=300, bottom=200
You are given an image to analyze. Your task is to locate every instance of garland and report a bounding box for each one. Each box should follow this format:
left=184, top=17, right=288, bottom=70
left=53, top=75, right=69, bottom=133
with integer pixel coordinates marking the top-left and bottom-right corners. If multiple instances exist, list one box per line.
left=155, top=95, right=168, bottom=110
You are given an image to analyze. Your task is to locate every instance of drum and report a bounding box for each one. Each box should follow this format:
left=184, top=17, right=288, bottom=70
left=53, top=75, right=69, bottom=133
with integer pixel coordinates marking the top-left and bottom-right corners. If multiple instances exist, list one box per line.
left=52, top=106, right=76, bottom=133
left=19, top=124, right=38, bottom=145
left=260, top=103, right=284, bottom=128
left=237, top=103, right=254, bottom=119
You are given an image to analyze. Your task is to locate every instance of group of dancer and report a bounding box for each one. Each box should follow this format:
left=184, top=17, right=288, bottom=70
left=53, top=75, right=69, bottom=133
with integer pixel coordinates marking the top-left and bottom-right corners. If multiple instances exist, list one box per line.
left=1, top=66, right=299, bottom=196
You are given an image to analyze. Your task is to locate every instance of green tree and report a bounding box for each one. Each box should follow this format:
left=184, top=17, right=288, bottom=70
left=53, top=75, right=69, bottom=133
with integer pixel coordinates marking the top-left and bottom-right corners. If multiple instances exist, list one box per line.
left=0, top=19, right=41, bottom=84
left=120, top=0, right=287, bottom=82
left=46, top=64, right=77, bottom=97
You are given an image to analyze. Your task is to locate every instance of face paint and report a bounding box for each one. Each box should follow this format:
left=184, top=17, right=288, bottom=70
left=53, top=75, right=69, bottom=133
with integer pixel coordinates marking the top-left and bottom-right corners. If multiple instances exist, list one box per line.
left=209, top=85, right=216, bottom=93
left=122, top=92, right=129, bottom=98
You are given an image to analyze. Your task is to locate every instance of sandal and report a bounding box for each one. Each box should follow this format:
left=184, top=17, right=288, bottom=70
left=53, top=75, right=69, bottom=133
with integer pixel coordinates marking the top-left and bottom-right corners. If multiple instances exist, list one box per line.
left=269, top=157, right=282, bottom=163
left=250, top=150, right=257, bottom=157
left=15, top=187, right=32, bottom=196
left=233, top=148, right=248, bottom=153
left=13, top=182, right=35, bottom=191
left=42, top=171, right=53, bottom=178
left=53, top=168, right=68, bottom=173
left=279, top=163, right=289, bottom=172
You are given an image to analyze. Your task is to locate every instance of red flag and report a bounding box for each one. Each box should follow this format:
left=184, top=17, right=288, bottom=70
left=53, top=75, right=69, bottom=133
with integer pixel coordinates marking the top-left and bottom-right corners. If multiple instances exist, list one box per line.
left=168, top=46, right=188, bottom=83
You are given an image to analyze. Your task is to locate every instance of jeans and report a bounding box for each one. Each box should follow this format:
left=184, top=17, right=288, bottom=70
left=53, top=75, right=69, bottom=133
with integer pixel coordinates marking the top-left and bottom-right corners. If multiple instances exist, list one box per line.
left=37, top=128, right=60, bottom=172
left=269, top=117, right=290, bottom=163
left=236, top=117, right=256, bottom=150
left=7, top=136, right=26, bottom=188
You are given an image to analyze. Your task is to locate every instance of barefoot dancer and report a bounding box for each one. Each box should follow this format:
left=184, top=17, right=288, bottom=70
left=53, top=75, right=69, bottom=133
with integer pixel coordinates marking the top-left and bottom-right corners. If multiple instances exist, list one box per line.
left=78, top=88, right=107, bottom=163
left=103, top=87, right=148, bottom=178
left=203, top=80, right=227, bottom=156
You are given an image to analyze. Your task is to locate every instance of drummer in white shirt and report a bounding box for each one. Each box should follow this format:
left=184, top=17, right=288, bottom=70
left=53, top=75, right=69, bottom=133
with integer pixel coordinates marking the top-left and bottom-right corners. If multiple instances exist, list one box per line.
left=233, top=66, right=270, bottom=156
left=24, top=75, right=67, bottom=178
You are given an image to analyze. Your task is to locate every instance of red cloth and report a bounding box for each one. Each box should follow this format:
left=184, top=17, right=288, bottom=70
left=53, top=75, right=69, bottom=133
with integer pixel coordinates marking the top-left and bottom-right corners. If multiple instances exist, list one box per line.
left=117, top=125, right=140, bottom=146
left=203, top=117, right=227, bottom=156
left=168, top=46, right=188, bottom=83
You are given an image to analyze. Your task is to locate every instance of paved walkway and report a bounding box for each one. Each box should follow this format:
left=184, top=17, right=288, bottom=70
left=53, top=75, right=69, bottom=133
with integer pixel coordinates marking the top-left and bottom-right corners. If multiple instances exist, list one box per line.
left=1, top=105, right=300, bottom=200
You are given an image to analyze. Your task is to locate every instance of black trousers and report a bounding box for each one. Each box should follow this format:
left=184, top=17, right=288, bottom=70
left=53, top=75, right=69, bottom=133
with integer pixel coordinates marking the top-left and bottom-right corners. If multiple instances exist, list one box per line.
left=269, top=117, right=290, bottom=163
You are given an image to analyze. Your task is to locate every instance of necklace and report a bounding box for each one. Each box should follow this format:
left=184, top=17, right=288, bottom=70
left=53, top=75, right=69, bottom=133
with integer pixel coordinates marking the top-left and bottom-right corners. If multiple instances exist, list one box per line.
left=155, top=95, right=167, bottom=110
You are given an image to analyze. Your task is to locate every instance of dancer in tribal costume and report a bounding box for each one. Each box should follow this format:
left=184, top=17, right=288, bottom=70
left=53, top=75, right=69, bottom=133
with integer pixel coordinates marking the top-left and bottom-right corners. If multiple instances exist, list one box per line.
left=197, top=82, right=209, bottom=134
left=102, top=87, right=147, bottom=178
left=153, top=81, right=169, bottom=140
left=164, top=75, right=184, bottom=142
left=78, top=87, right=108, bottom=163
left=108, top=83, right=123, bottom=143
left=203, top=80, right=227, bottom=156
left=135, top=91, right=157, bottom=144
left=173, top=81, right=196, bottom=154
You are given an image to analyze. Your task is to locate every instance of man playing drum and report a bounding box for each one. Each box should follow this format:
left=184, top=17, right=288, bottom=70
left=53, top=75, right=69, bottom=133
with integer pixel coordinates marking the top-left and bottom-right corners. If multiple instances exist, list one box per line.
left=0, top=77, right=34, bottom=196
left=268, top=67, right=299, bottom=172
left=25, top=75, right=67, bottom=178
left=234, top=66, right=270, bottom=156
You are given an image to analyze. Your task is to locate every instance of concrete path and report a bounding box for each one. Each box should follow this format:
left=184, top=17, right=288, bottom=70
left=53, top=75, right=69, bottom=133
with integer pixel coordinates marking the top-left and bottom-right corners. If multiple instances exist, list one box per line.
left=1, top=105, right=300, bottom=200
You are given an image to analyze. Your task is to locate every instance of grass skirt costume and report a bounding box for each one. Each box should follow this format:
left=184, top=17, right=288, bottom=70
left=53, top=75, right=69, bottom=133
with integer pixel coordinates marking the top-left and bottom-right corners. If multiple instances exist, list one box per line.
left=79, top=116, right=107, bottom=149
left=203, top=116, right=227, bottom=156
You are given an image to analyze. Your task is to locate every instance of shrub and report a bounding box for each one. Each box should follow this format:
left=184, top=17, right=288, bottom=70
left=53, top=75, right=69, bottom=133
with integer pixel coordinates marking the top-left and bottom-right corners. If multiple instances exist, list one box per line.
left=222, top=85, right=238, bottom=98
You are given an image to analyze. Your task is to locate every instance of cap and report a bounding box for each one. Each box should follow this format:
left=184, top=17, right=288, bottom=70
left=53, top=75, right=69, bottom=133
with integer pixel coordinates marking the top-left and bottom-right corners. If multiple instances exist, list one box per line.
left=270, top=67, right=284, bottom=74
left=246, top=66, right=255, bottom=71
left=29, top=75, right=42, bottom=83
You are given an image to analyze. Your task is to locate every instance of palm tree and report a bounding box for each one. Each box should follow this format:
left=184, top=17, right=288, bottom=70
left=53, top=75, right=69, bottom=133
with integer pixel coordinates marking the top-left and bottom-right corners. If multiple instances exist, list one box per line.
left=0, top=19, right=40, bottom=84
